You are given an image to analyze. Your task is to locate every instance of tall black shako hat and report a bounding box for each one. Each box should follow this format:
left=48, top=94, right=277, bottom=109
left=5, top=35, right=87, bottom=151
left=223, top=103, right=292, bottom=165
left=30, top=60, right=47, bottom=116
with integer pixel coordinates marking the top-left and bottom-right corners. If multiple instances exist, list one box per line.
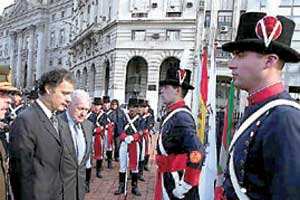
left=159, top=67, right=194, bottom=90
left=222, top=12, right=300, bottom=63
left=93, top=97, right=103, bottom=105
left=128, top=98, right=138, bottom=108
left=103, top=96, right=110, bottom=103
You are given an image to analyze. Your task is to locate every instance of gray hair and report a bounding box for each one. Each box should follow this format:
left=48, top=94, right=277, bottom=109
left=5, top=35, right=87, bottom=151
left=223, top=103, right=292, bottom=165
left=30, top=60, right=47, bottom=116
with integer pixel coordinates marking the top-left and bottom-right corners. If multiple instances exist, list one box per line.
left=70, top=89, right=91, bottom=106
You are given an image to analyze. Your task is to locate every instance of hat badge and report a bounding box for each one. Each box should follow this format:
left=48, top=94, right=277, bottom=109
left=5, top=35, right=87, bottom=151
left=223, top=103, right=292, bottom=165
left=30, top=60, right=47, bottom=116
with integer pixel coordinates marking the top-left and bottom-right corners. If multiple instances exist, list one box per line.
left=255, top=15, right=283, bottom=48
left=178, top=69, right=186, bottom=85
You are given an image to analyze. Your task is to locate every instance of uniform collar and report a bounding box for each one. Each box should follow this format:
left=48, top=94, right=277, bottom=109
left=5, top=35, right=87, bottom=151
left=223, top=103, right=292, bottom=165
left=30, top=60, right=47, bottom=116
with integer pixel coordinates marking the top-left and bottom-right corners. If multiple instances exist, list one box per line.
left=167, top=99, right=186, bottom=111
left=248, top=82, right=284, bottom=105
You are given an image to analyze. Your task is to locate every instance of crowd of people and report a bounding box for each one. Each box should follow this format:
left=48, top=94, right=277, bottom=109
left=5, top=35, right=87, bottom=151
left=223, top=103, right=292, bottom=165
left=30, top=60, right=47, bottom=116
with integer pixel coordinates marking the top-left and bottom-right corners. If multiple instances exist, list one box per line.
left=0, top=68, right=159, bottom=200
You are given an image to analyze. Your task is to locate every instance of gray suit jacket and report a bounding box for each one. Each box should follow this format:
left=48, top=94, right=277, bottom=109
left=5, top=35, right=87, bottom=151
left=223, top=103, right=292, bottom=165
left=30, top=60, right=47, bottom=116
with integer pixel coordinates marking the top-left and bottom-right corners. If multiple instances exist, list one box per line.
left=9, top=102, right=64, bottom=200
left=59, top=112, right=93, bottom=200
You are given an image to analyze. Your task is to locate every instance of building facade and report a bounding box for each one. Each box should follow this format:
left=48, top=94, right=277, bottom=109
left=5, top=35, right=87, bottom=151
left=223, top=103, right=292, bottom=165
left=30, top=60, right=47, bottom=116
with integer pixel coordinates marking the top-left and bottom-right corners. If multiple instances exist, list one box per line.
left=67, top=0, right=199, bottom=115
left=1, top=0, right=300, bottom=117
left=0, top=0, right=73, bottom=89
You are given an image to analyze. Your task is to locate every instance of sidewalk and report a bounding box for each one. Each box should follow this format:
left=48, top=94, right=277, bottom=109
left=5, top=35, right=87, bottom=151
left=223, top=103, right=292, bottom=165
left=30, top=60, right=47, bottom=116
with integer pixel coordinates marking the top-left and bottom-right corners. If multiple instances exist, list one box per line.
left=85, top=159, right=156, bottom=200
left=86, top=135, right=157, bottom=200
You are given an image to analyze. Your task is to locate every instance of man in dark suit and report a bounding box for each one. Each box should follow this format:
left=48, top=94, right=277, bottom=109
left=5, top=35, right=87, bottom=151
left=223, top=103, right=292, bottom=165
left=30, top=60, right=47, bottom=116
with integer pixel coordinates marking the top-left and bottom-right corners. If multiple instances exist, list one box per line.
left=9, top=69, right=75, bottom=200
left=59, top=89, right=93, bottom=200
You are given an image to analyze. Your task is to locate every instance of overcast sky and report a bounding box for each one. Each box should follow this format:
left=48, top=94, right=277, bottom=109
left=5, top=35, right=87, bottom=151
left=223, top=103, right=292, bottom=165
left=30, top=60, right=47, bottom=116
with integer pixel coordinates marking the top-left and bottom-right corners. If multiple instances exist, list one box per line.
left=0, top=0, right=14, bottom=15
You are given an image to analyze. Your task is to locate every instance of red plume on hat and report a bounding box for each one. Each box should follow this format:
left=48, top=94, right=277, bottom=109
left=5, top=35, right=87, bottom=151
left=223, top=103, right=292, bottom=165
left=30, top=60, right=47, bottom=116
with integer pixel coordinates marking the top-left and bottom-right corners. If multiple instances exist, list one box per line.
left=255, top=15, right=282, bottom=47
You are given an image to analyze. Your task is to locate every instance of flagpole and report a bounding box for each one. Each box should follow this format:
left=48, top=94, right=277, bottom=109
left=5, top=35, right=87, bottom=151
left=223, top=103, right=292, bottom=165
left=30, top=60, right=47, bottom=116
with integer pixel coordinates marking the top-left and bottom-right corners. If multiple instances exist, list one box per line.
left=192, top=1, right=207, bottom=117
left=199, top=0, right=219, bottom=199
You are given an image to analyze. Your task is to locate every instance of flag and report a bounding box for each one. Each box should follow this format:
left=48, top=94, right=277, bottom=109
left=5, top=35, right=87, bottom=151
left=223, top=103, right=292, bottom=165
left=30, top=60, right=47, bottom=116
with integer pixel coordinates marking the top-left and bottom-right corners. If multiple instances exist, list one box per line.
left=215, top=80, right=235, bottom=200
left=197, top=47, right=208, bottom=144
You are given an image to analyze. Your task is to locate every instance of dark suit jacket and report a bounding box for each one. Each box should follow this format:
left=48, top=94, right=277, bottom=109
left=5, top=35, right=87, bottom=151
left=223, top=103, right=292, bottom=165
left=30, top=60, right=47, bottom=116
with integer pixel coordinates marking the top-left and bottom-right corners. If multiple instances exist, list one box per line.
left=59, top=112, right=93, bottom=200
left=9, top=102, right=64, bottom=200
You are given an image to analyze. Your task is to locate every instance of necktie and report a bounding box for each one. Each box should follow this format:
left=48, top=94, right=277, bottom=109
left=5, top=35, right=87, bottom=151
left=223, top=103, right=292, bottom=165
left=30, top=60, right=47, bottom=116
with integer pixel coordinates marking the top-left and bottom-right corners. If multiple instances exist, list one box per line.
left=50, top=113, right=59, bottom=132
left=74, top=123, right=86, bottom=164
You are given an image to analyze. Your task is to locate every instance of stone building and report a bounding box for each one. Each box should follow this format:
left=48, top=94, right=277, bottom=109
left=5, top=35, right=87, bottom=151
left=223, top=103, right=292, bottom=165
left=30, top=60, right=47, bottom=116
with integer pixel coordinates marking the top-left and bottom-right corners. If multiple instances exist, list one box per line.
left=0, top=0, right=73, bottom=89
left=68, top=0, right=199, bottom=115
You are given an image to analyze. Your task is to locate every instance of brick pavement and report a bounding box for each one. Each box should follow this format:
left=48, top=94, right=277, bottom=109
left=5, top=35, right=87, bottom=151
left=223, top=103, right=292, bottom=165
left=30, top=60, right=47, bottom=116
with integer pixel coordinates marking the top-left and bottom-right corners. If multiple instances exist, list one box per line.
left=85, top=159, right=156, bottom=200
left=86, top=135, right=157, bottom=200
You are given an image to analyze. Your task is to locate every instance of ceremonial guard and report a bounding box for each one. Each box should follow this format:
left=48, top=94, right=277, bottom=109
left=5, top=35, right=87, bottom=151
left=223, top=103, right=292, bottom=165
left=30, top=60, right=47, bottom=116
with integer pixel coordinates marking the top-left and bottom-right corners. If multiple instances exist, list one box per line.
left=114, top=98, right=143, bottom=196
left=155, top=67, right=205, bottom=200
left=141, top=101, right=155, bottom=172
left=221, top=12, right=300, bottom=199
left=107, top=99, right=126, bottom=162
left=103, top=96, right=114, bottom=169
left=137, top=99, right=147, bottom=181
left=87, top=97, right=106, bottom=178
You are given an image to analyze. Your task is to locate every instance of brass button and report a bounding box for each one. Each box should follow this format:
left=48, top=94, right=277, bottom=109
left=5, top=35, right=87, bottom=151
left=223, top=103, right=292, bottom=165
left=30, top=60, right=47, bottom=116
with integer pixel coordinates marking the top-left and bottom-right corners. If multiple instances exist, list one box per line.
left=241, top=188, right=247, bottom=193
left=256, top=121, right=261, bottom=126
left=245, top=140, right=250, bottom=147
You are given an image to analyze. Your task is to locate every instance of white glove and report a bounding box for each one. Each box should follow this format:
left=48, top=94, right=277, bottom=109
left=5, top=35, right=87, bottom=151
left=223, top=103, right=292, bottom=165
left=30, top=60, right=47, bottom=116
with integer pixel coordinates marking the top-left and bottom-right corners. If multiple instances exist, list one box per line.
left=172, top=181, right=192, bottom=199
left=124, top=135, right=134, bottom=144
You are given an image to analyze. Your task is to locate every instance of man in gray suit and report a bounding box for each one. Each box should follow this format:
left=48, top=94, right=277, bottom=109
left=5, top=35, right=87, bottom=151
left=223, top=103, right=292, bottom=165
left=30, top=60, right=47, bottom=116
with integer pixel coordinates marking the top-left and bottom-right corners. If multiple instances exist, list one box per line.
left=59, top=90, right=93, bottom=200
left=9, top=69, right=75, bottom=200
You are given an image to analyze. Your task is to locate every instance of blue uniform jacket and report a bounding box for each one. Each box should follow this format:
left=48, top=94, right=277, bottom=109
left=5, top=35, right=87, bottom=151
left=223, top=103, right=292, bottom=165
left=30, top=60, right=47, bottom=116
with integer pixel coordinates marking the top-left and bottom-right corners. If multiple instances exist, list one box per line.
left=224, top=91, right=300, bottom=200
left=157, top=106, right=204, bottom=200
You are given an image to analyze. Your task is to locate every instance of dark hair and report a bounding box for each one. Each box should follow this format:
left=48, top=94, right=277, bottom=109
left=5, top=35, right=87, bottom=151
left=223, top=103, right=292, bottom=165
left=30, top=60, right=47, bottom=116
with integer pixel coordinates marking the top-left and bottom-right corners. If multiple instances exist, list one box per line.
left=38, top=68, right=75, bottom=95
left=171, top=85, right=189, bottom=98
left=181, top=88, right=188, bottom=98
left=111, top=99, right=119, bottom=106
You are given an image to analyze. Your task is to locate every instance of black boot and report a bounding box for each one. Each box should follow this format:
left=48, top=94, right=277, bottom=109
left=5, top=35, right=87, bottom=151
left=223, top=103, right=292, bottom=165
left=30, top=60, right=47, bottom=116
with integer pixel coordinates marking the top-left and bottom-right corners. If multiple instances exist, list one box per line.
left=131, top=173, right=142, bottom=196
left=96, top=160, right=103, bottom=178
left=144, top=155, right=150, bottom=171
left=106, top=151, right=113, bottom=169
left=138, top=161, right=145, bottom=182
left=85, top=168, right=92, bottom=193
left=114, top=172, right=126, bottom=195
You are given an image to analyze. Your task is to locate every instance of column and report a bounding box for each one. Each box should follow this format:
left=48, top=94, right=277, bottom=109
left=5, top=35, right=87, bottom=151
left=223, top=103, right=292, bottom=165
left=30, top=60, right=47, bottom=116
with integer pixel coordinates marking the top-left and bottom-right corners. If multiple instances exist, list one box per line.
left=9, top=32, right=16, bottom=85
left=16, top=31, right=23, bottom=88
left=27, top=26, right=35, bottom=88
left=36, top=24, right=45, bottom=79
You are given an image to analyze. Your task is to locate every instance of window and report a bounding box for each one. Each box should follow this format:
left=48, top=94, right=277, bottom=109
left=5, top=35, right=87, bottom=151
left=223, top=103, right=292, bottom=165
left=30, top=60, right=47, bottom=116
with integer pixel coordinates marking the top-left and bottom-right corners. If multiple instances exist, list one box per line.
left=106, top=35, right=111, bottom=45
left=294, top=0, right=300, bottom=5
left=218, top=11, right=233, bottom=28
left=166, top=30, right=180, bottom=41
left=49, top=60, right=53, bottom=66
left=131, top=30, right=146, bottom=41
left=61, top=11, right=65, bottom=18
left=59, top=29, right=65, bottom=45
left=88, top=5, right=91, bottom=14
left=58, top=58, right=62, bottom=65
left=281, top=0, right=293, bottom=5
left=52, top=13, right=56, bottom=21
left=108, top=6, right=112, bottom=21
left=166, top=0, right=183, bottom=13
left=204, top=11, right=211, bottom=28
left=131, top=13, right=148, bottom=18
left=50, top=31, right=55, bottom=47
left=4, top=44, right=8, bottom=57
left=166, top=12, right=182, bottom=17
